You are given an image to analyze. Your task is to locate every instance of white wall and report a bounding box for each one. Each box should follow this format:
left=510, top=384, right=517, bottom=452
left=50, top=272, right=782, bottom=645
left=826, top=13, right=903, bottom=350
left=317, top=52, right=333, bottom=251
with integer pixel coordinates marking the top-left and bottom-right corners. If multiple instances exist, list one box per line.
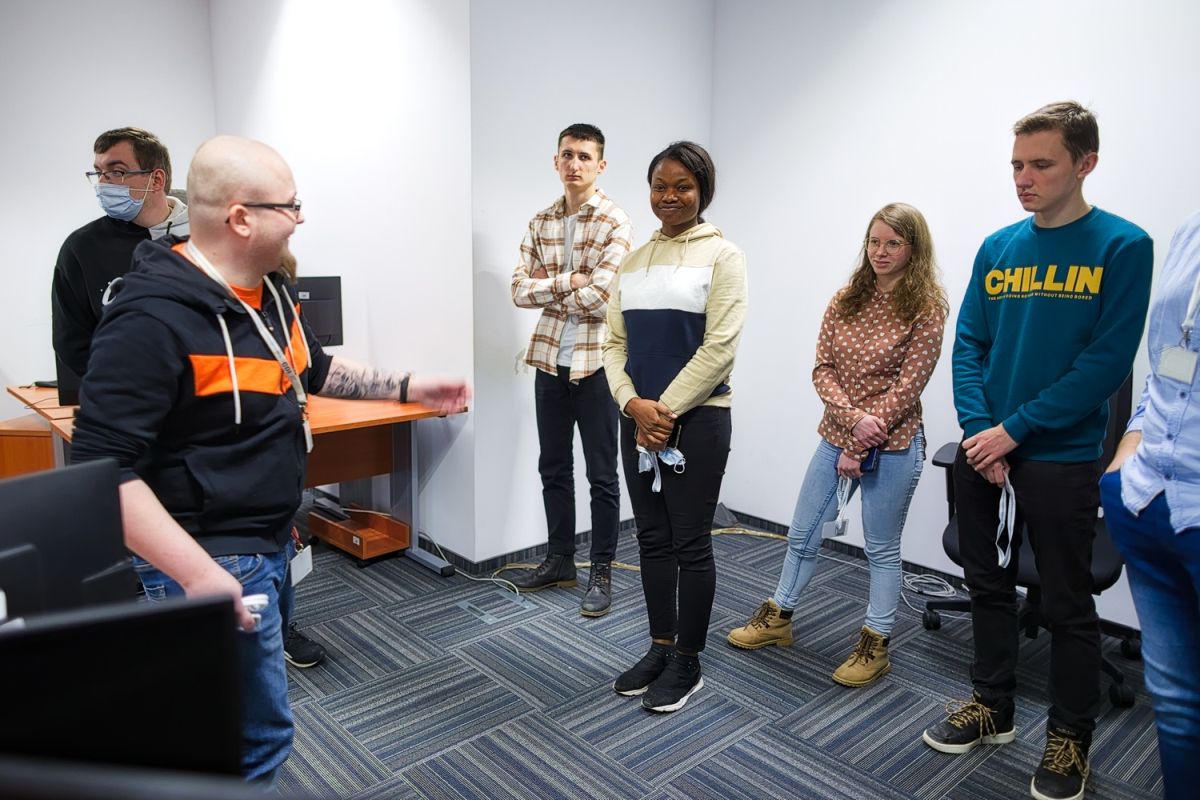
left=0, top=0, right=215, bottom=419
left=710, top=0, right=1200, bottom=626
left=207, top=0, right=478, bottom=556
left=468, top=0, right=716, bottom=561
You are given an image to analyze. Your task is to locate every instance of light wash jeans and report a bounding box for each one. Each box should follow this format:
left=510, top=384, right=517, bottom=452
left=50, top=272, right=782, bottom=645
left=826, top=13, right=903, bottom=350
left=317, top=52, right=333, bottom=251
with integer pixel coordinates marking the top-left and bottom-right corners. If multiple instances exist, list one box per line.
left=1101, top=470, right=1200, bottom=800
left=134, top=543, right=295, bottom=784
left=772, top=430, right=925, bottom=636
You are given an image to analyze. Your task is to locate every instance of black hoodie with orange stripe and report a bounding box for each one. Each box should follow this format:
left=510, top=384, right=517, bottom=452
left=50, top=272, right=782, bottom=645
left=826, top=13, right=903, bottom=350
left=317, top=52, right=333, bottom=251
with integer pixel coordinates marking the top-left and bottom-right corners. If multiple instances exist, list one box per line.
left=72, top=237, right=332, bottom=557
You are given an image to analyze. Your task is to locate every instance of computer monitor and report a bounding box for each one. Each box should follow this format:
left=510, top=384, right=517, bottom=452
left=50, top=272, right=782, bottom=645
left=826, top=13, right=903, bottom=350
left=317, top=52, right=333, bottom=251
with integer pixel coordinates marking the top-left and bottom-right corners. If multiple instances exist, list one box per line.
left=296, top=276, right=343, bottom=347
left=0, top=459, right=136, bottom=620
left=0, top=595, right=242, bottom=776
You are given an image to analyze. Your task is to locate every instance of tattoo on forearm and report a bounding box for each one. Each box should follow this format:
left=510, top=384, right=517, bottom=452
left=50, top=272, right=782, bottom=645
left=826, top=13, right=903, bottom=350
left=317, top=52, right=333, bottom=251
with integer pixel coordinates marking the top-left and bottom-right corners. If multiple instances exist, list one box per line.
left=321, top=361, right=409, bottom=400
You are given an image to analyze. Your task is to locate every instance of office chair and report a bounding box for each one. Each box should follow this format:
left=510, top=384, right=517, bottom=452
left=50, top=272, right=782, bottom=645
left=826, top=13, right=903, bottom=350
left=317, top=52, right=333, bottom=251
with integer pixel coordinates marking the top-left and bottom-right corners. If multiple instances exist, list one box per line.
left=922, top=378, right=1143, bottom=709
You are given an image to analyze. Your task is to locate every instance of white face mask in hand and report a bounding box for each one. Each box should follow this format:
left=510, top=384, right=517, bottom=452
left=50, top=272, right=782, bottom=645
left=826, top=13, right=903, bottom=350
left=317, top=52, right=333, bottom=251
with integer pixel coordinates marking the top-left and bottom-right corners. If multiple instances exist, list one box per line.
left=637, top=446, right=685, bottom=493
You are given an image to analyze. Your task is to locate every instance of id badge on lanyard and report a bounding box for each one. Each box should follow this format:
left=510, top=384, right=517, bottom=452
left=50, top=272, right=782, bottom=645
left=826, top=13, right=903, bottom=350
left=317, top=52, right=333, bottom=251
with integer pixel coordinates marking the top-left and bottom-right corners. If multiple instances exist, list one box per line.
left=1164, top=268, right=1200, bottom=385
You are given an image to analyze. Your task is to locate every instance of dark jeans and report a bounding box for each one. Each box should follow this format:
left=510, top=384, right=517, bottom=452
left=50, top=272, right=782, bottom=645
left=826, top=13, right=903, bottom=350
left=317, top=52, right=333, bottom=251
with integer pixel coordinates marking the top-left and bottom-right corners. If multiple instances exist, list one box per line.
left=954, top=447, right=1102, bottom=732
left=535, top=365, right=619, bottom=562
left=621, top=406, right=731, bottom=653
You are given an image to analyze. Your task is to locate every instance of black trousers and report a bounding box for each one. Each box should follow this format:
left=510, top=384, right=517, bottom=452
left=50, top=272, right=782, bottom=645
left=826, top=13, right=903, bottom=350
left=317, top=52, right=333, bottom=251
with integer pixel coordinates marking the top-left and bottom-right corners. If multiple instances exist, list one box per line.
left=621, top=406, right=731, bottom=653
left=954, top=446, right=1102, bottom=732
left=534, top=366, right=619, bottom=562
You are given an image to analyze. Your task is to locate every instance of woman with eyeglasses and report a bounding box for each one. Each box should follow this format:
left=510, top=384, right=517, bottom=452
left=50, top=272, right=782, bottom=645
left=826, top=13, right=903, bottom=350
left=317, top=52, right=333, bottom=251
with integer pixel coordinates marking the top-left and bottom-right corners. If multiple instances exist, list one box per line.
left=603, top=141, right=747, bottom=713
left=727, top=202, right=947, bottom=688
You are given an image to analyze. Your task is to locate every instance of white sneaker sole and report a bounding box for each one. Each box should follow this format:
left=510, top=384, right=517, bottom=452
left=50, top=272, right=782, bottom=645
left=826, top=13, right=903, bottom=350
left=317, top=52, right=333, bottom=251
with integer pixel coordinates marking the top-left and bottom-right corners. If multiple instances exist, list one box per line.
left=922, top=727, right=1016, bottom=754
left=613, top=683, right=649, bottom=697
left=1030, top=774, right=1084, bottom=800
left=643, top=677, right=704, bottom=713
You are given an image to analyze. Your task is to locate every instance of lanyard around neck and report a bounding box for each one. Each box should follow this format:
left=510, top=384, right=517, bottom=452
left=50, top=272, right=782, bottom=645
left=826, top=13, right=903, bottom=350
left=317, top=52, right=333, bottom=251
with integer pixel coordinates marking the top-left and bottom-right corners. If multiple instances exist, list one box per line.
left=1182, top=268, right=1200, bottom=346
left=184, top=241, right=312, bottom=450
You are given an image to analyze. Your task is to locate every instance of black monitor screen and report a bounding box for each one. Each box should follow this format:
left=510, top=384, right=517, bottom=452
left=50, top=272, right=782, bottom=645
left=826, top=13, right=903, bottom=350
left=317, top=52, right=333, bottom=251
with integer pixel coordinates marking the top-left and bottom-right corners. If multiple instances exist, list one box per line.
left=296, top=276, right=343, bottom=347
left=0, top=596, right=242, bottom=776
left=0, top=459, right=136, bottom=619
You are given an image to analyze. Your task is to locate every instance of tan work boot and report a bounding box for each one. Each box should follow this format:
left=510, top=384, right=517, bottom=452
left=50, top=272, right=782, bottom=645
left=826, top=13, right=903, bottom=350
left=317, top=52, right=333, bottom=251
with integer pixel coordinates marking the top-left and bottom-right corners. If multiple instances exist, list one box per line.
left=832, top=626, right=890, bottom=687
left=727, top=599, right=794, bottom=650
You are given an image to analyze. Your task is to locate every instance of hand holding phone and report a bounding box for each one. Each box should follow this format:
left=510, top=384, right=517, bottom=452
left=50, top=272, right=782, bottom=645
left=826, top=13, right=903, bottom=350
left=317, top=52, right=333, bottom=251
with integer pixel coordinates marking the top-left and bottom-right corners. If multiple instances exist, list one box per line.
left=860, top=447, right=880, bottom=473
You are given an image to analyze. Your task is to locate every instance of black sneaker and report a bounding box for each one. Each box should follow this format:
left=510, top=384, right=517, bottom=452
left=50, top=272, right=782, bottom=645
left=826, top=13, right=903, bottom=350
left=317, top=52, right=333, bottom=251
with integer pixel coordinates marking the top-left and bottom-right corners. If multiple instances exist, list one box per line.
left=922, top=694, right=1016, bottom=754
left=613, top=642, right=673, bottom=696
left=1031, top=726, right=1090, bottom=800
left=511, top=554, right=577, bottom=591
left=642, top=652, right=703, bottom=713
left=284, top=623, right=326, bottom=668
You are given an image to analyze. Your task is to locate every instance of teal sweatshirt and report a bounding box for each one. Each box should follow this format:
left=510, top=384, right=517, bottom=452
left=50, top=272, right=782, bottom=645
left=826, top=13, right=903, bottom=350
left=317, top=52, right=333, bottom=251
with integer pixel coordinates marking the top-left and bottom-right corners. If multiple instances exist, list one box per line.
left=952, top=207, right=1153, bottom=462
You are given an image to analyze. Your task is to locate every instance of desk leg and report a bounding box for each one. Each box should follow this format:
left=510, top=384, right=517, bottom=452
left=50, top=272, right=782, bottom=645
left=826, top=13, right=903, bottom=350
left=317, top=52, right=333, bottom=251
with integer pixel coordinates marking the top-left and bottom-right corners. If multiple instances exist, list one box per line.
left=394, top=420, right=455, bottom=577
left=52, top=431, right=70, bottom=468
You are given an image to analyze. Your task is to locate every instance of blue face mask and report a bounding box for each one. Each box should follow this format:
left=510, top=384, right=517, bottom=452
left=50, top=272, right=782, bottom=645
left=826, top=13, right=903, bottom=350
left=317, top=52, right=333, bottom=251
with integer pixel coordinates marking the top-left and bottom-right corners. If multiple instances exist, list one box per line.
left=95, top=183, right=146, bottom=222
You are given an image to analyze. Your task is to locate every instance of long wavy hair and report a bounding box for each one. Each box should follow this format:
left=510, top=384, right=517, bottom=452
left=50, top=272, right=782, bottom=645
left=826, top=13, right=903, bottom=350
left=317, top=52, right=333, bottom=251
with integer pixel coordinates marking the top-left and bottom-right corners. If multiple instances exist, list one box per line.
left=836, top=202, right=948, bottom=323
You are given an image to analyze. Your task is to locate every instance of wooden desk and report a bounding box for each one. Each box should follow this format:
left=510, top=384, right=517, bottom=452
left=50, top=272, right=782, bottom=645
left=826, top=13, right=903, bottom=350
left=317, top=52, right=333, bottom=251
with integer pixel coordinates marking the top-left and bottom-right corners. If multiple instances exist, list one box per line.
left=6, top=385, right=457, bottom=571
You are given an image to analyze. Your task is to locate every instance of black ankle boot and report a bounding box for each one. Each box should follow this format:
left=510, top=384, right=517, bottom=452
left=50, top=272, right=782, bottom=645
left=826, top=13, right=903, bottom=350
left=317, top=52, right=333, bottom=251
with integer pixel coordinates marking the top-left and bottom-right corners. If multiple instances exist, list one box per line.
left=580, top=562, right=612, bottom=617
left=511, top=553, right=577, bottom=591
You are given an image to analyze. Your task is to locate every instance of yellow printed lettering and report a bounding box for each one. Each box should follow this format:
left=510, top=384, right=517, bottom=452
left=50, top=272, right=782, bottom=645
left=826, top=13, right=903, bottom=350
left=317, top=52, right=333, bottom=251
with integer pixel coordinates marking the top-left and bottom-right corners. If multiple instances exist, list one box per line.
left=985, top=270, right=1005, bottom=295
left=1004, top=268, right=1023, bottom=293
left=1043, top=264, right=1065, bottom=291
left=1074, top=266, right=1103, bottom=295
left=1064, top=265, right=1078, bottom=292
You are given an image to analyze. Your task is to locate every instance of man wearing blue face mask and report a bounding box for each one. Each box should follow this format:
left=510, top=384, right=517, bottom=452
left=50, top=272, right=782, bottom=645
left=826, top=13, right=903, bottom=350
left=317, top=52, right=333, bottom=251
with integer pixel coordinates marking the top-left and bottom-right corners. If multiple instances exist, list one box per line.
left=51, top=127, right=189, bottom=380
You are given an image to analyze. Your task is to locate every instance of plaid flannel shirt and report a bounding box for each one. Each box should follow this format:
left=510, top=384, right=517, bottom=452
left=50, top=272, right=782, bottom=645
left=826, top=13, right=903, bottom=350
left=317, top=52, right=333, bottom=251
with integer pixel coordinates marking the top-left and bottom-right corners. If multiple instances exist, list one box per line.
left=511, top=189, right=632, bottom=381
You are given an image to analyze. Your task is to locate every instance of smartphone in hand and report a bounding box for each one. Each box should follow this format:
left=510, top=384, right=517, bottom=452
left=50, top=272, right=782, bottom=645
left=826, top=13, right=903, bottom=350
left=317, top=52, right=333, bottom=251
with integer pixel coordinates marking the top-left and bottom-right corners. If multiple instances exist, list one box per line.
left=860, top=447, right=880, bottom=473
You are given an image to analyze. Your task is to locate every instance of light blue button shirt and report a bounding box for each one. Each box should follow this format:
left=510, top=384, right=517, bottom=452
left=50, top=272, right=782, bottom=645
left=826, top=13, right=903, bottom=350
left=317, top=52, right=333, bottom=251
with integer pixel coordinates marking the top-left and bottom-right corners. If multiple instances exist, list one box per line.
left=1121, top=210, right=1200, bottom=532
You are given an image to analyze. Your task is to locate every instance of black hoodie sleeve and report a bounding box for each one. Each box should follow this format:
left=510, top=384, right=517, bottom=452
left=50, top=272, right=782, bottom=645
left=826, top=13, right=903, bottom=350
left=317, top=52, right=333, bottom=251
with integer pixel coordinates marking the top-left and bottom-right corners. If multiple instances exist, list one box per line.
left=50, top=240, right=98, bottom=379
left=71, top=309, right=184, bottom=482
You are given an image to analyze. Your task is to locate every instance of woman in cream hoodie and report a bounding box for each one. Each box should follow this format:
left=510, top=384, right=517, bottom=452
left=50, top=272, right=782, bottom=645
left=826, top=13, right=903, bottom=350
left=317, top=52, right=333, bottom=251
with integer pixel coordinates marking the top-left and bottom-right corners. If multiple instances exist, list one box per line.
left=603, top=141, right=748, bottom=713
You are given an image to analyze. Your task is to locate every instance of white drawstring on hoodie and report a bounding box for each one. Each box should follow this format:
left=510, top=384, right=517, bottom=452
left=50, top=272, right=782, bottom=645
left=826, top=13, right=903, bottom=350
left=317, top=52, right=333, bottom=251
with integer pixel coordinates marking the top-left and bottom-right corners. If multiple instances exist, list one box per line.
left=184, top=241, right=314, bottom=452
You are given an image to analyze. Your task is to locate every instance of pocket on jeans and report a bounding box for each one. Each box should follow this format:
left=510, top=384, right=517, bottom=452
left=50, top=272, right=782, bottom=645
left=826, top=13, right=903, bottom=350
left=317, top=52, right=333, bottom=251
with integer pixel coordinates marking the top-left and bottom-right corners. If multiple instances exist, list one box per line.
left=213, top=553, right=265, bottom=585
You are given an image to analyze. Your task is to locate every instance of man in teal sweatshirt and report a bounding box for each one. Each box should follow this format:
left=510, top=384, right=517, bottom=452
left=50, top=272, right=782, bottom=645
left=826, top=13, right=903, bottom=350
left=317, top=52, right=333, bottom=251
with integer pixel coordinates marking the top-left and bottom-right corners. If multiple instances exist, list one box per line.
left=922, top=101, right=1153, bottom=800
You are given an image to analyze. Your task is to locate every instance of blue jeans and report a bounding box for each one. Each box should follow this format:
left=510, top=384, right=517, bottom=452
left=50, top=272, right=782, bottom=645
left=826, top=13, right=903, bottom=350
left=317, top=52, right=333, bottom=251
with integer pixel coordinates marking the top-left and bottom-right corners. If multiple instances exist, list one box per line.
left=1101, top=470, right=1200, bottom=800
left=134, top=544, right=295, bottom=784
left=772, top=431, right=924, bottom=636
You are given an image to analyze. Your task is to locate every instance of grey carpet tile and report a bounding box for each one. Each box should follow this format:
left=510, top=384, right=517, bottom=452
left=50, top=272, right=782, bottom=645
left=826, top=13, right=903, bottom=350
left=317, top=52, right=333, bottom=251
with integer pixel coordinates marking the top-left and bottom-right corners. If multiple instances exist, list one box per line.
left=696, top=639, right=832, bottom=719
left=455, top=616, right=640, bottom=711
left=384, top=584, right=554, bottom=650
left=347, top=774, right=422, bottom=800
left=287, top=675, right=315, bottom=709
left=401, top=711, right=654, bottom=800
left=328, top=551, right=473, bottom=606
left=545, top=682, right=766, bottom=787
left=1088, top=698, right=1162, bottom=792
left=277, top=701, right=393, bottom=799
left=286, top=608, right=447, bottom=700
left=292, top=567, right=379, bottom=626
left=777, top=681, right=1002, bottom=799
left=942, top=737, right=1158, bottom=800
left=664, top=729, right=914, bottom=800
left=319, top=654, right=534, bottom=769
left=710, top=529, right=788, bottom=569
left=538, top=590, right=654, bottom=653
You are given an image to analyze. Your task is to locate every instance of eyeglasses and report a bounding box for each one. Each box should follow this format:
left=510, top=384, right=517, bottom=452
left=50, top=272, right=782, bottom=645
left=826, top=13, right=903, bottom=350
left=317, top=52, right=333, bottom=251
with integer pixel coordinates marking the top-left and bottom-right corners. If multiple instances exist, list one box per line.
left=241, top=199, right=303, bottom=217
left=85, top=168, right=153, bottom=185
left=865, top=237, right=909, bottom=255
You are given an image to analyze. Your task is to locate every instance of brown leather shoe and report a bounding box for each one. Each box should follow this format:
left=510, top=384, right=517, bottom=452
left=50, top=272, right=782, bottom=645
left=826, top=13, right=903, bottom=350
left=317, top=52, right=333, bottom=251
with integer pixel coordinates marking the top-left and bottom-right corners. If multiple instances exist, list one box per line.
left=832, top=626, right=890, bottom=687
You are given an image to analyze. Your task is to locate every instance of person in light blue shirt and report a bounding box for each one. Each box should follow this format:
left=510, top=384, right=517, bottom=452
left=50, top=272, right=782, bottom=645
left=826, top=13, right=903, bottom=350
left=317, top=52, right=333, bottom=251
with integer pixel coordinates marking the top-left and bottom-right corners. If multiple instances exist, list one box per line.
left=1101, top=209, right=1200, bottom=800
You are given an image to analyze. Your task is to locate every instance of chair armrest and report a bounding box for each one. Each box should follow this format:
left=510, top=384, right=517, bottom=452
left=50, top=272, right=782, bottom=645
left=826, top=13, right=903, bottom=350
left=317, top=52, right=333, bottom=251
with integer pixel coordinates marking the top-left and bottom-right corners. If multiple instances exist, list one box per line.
left=932, top=441, right=959, bottom=469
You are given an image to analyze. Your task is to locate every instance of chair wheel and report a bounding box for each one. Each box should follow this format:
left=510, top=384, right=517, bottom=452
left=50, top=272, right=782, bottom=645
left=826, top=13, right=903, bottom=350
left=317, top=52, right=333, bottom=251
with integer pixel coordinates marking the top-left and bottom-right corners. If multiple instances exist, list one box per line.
left=1109, top=682, right=1135, bottom=708
left=1120, top=637, right=1142, bottom=660
left=922, top=610, right=941, bottom=630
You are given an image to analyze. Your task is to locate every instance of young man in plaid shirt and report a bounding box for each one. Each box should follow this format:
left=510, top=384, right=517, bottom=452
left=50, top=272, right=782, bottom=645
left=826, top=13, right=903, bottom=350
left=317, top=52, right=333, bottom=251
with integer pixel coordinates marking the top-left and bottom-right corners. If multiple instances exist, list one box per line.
left=510, top=123, right=632, bottom=616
